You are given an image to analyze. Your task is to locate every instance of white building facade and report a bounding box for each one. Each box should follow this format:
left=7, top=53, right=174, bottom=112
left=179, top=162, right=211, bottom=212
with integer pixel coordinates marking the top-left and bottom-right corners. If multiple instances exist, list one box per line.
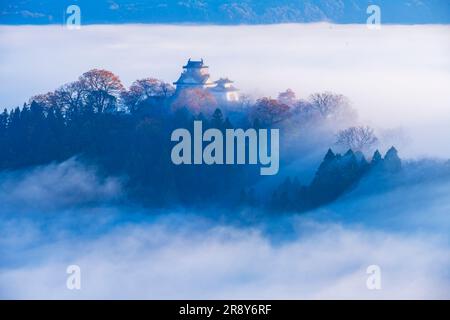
left=174, top=59, right=239, bottom=103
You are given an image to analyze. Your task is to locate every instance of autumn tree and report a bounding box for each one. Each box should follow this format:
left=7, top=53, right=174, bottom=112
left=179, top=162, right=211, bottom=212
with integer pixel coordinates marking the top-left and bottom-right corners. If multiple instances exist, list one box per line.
left=78, top=69, right=124, bottom=113
left=121, top=78, right=174, bottom=113
left=171, top=88, right=217, bottom=114
left=30, top=92, right=60, bottom=110
left=251, top=97, right=290, bottom=126
left=31, top=70, right=124, bottom=114
left=30, top=82, right=85, bottom=118
left=278, top=89, right=297, bottom=106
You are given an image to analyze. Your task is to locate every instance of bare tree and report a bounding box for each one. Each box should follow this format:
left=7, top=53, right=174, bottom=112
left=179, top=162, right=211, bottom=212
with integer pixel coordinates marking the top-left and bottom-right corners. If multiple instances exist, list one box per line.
left=237, top=94, right=253, bottom=108
left=30, top=91, right=59, bottom=109
left=336, top=126, right=378, bottom=151
left=309, top=92, right=354, bottom=119
left=55, top=81, right=85, bottom=111
left=31, top=80, right=86, bottom=112
left=159, top=82, right=176, bottom=98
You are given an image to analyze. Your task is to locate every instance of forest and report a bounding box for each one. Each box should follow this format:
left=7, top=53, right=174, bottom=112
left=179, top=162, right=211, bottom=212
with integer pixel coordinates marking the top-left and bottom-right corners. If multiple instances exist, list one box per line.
left=0, top=69, right=402, bottom=211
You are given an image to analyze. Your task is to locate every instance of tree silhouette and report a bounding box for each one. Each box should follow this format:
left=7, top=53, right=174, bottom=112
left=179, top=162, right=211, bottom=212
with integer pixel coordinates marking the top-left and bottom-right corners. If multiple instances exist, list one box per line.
left=336, top=126, right=378, bottom=152
left=308, top=92, right=355, bottom=121
left=277, top=89, right=297, bottom=106
left=121, top=78, right=175, bottom=113
left=79, top=69, right=124, bottom=113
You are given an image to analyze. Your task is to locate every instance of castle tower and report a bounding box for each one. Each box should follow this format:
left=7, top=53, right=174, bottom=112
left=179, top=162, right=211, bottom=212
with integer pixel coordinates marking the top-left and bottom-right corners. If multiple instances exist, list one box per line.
left=210, top=78, right=239, bottom=102
left=173, top=58, right=215, bottom=90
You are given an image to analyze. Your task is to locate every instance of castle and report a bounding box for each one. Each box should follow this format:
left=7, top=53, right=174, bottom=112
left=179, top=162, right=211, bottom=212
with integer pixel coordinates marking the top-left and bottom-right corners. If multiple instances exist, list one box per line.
left=173, top=59, right=239, bottom=103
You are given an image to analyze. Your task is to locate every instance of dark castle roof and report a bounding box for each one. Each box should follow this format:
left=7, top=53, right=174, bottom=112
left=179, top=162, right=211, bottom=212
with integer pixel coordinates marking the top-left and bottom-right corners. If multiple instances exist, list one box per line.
left=210, top=78, right=238, bottom=92
left=183, top=58, right=208, bottom=69
left=214, top=78, right=233, bottom=85
left=173, top=72, right=212, bottom=85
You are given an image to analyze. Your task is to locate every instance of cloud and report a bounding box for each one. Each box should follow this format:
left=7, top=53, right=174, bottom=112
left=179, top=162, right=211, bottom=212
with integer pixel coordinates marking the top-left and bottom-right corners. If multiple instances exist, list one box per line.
left=0, top=215, right=449, bottom=299
left=0, top=158, right=122, bottom=211
left=0, top=159, right=449, bottom=299
left=0, top=24, right=449, bottom=298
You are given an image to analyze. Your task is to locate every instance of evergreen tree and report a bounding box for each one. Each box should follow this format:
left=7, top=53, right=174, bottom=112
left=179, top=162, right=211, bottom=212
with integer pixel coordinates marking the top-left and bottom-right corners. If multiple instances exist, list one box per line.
left=371, top=150, right=383, bottom=166
left=384, top=147, right=402, bottom=172
left=211, top=108, right=224, bottom=129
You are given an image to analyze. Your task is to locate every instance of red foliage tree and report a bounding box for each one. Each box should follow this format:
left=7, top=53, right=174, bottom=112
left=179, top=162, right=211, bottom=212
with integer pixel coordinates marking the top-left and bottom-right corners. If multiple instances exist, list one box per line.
left=171, top=88, right=217, bottom=114
left=121, top=78, right=175, bottom=113
left=78, top=69, right=124, bottom=113
left=251, top=97, right=290, bottom=126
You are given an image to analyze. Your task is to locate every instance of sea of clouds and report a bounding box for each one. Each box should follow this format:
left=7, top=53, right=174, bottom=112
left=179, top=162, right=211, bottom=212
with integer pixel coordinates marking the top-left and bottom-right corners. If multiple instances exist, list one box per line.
left=0, top=159, right=449, bottom=299
left=0, top=23, right=449, bottom=299
left=0, top=23, right=450, bottom=157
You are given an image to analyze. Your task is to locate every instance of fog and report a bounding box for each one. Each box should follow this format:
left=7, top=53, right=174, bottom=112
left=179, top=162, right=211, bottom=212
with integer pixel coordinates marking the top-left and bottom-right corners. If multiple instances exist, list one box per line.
left=0, top=159, right=449, bottom=299
left=0, top=159, right=122, bottom=211
left=1, top=24, right=450, bottom=299
left=0, top=24, right=449, bottom=157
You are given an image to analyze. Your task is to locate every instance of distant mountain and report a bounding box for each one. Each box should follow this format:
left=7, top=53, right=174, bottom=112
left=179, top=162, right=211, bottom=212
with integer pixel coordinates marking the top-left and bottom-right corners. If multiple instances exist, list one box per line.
left=1, top=0, right=449, bottom=25
left=269, top=147, right=403, bottom=213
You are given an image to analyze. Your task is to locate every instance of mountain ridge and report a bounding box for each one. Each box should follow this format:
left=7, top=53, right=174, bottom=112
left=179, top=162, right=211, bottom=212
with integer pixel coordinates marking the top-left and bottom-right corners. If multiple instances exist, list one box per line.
left=1, top=0, right=449, bottom=25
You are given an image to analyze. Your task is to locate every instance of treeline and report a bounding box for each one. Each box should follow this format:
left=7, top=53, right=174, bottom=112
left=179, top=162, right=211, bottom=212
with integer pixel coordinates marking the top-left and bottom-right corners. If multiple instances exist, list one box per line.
left=269, top=148, right=402, bottom=212
left=0, top=68, right=394, bottom=210
left=0, top=69, right=265, bottom=207
left=0, top=101, right=261, bottom=206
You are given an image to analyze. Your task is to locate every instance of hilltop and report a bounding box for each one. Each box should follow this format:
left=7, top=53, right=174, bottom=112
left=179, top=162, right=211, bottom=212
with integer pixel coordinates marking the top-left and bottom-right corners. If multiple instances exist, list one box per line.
left=1, top=0, right=449, bottom=25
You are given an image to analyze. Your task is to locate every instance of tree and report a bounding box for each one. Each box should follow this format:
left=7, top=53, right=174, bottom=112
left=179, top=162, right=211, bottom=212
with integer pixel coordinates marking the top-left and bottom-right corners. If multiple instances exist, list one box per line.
left=238, top=94, right=253, bottom=108
left=309, top=92, right=355, bottom=120
left=31, top=81, right=85, bottom=114
left=171, top=88, right=217, bottom=114
left=211, top=108, right=224, bottom=128
left=159, top=82, right=176, bottom=98
left=278, top=89, right=297, bottom=106
left=0, top=108, right=8, bottom=132
left=121, top=78, right=174, bottom=113
left=384, top=146, right=402, bottom=172
left=223, top=117, right=233, bottom=129
left=55, top=81, right=85, bottom=112
left=251, top=97, right=290, bottom=126
left=336, top=126, right=378, bottom=151
left=371, top=150, right=383, bottom=166
left=78, top=69, right=124, bottom=113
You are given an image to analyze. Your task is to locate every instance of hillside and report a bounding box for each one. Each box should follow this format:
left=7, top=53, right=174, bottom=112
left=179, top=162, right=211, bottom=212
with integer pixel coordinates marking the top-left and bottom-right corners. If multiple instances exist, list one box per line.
left=1, top=0, right=449, bottom=25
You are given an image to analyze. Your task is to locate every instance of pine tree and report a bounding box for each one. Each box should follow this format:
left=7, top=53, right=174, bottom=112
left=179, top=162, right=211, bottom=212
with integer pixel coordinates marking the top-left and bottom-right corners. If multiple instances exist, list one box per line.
left=223, top=117, right=233, bottom=129
left=384, top=146, right=402, bottom=172
left=0, top=108, right=8, bottom=132
left=371, top=150, right=383, bottom=166
left=211, top=108, right=224, bottom=129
